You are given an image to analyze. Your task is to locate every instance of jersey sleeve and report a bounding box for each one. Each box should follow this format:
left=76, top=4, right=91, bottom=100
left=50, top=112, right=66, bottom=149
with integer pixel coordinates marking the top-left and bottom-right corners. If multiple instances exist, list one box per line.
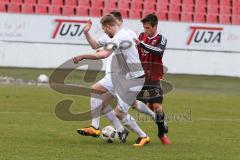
left=139, top=34, right=167, bottom=55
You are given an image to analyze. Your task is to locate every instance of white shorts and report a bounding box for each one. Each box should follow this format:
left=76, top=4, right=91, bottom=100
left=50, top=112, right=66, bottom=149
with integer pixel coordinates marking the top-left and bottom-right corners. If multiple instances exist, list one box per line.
left=99, top=73, right=144, bottom=113
left=98, top=73, right=115, bottom=96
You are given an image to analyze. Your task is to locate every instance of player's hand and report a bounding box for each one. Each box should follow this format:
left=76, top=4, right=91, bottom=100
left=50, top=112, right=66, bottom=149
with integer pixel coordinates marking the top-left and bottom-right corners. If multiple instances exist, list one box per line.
left=83, top=20, right=92, bottom=33
left=73, top=56, right=84, bottom=64
left=134, top=39, right=140, bottom=45
left=96, top=48, right=103, bottom=52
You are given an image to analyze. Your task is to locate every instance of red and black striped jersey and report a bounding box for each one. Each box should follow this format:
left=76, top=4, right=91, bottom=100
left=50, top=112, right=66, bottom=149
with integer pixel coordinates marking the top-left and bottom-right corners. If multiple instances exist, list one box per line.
left=138, top=32, right=167, bottom=81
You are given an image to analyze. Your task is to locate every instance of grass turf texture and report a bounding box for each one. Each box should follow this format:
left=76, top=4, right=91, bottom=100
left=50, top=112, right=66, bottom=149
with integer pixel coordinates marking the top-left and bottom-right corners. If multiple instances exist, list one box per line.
left=0, top=67, right=240, bottom=160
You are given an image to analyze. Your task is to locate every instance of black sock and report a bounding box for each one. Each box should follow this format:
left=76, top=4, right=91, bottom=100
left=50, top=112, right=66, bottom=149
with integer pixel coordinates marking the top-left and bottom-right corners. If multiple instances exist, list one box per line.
left=155, top=112, right=165, bottom=137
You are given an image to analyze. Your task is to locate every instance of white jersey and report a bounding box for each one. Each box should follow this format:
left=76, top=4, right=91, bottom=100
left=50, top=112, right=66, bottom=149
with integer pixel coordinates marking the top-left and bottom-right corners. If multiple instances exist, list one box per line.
left=110, top=28, right=144, bottom=79
left=97, top=28, right=139, bottom=75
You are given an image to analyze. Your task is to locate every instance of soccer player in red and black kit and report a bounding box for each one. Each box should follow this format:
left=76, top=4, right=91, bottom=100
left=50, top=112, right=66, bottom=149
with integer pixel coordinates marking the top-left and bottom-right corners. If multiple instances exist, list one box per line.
left=136, top=14, right=170, bottom=145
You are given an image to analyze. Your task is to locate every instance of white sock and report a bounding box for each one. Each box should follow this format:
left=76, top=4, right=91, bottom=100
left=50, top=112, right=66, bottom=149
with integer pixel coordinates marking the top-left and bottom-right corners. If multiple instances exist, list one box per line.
left=102, top=106, right=124, bottom=132
left=135, top=100, right=155, bottom=120
left=121, top=114, right=147, bottom=138
left=90, top=93, right=102, bottom=129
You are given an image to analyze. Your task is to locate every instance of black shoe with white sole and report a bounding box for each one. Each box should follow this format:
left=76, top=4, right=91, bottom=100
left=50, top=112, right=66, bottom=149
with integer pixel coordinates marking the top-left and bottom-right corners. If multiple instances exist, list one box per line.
left=118, top=128, right=129, bottom=143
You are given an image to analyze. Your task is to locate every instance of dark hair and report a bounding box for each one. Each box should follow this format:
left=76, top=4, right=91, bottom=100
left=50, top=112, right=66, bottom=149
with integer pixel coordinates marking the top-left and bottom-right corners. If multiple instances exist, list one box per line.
left=141, top=13, right=158, bottom=27
left=110, top=10, right=123, bottom=22
left=100, top=14, right=118, bottom=26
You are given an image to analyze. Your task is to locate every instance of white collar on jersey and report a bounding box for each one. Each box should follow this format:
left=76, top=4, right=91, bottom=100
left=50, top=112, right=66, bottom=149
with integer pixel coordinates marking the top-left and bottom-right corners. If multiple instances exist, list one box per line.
left=147, top=32, right=159, bottom=39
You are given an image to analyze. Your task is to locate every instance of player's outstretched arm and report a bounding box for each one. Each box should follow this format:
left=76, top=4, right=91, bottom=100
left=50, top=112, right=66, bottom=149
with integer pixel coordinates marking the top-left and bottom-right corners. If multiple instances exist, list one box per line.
left=73, top=50, right=112, bottom=64
left=83, top=20, right=101, bottom=49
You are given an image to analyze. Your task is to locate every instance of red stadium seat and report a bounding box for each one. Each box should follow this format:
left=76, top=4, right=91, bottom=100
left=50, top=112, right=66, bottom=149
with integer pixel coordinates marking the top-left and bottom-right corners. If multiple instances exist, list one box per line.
left=62, top=6, right=75, bottom=16
left=0, top=3, right=7, bottom=12
left=193, top=13, right=206, bottom=23
left=182, top=4, right=194, bottom=13
left=158, top=0, right=169, bottom=4
left=195, top=5, right=206, bottom=13
left=195, top=0, right=207, bottom=6
left=219, top=14, right=231, bottom=24
left=49, top=5, right=61, bottom=15
left=169, top=0, right=181, bottom=5
left=156, top=11, right=168, bottom=21
left=220, top=0, right=231, bottom=6
left=207, top=0, right=219, bottom=6
left=130, top=1, right=142, bottom=10
left=35, top=5, right=48, bottom=14
left=232, top=7, right=240, bottom=15
left=8, top=3, right=21, bottom=13
left=65, top=0, right=77, bottom=6
left=52, top=0, right=63, bottom=6
left=78, top=0, right=90, bottom=7
left=24, top=0, right=37, bottom=4
left=144, top=0, right=157, bottom=3
left=220, top=6, right=231, bottom=15
left=142, top=10, right=156, bottom=17
left=91, top=0, right=104, bottom=8
left=10, top=0, right=23, bottom=4
left=156, top=3, right=168, bottom=12
left=117, top=0, right=129, bottom=9
left=104, top=0, right=116, bottom=9
left=0, top=0, right=9, bottom=4
left=206, top=14, right=218, bottom=23
left=89, top=7, right=102, bottom=16
left=76, top=6, right=88, bottom=16
left=232, top=0, right=240, bottom=7
left=168, top=12, right=180, bottom=21
left=118, top=9, right=128, bottom=18
left=232, top=15, right=240, bottom=25
left=181, top=13, right=193, bottom=22
left=21, top=4, right=34, bottom=13
left=129, top=10, right=141, bottom=19
left=143, top=2, right=155, bottom=11
left=169, top=4, right=181, bottom=13
left=102, top=8, right=113, bottom=15
left=207, top=5, right=219, bottom=14
left=38, top=0, right=50, bottom=5
left=182, top=0, right=194, bottom=4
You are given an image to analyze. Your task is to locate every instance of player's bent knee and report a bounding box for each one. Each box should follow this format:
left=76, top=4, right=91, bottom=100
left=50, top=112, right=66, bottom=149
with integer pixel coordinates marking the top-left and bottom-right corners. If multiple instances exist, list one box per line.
left=115, top=106, right=125, bottom=120
left=131, top=101, right=138, bottom=109
left=90, top=83, right=107, bottom=94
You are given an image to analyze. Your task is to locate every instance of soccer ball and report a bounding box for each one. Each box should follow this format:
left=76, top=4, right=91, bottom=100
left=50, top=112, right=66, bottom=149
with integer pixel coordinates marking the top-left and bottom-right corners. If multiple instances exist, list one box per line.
left=101, top=125, right=118, bottom=143
left=37, top=74, right=49, bottom=83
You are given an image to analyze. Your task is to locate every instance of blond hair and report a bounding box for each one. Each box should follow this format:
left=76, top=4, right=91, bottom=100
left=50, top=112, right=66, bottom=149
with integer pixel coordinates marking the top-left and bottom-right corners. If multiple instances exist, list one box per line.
left=100, top=14, right=118, bottom=26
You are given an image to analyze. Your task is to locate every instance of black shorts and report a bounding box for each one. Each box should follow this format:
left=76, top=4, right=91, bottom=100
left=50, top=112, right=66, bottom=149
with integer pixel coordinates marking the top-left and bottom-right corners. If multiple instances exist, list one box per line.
left=137, top=80, right=163, bottom=104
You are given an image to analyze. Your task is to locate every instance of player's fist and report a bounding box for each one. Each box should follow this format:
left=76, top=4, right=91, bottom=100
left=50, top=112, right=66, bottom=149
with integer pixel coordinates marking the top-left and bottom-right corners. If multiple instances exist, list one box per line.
left=83, top=20, right=92, bottom=33
left=134, top=39, right=140, bottom=45
left=73, top=56, right=83, bottom=64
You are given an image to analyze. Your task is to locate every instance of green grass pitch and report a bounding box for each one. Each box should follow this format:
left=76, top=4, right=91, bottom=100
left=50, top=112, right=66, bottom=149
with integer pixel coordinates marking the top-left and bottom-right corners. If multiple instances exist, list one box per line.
left=0, top=67, right=240, bottom=160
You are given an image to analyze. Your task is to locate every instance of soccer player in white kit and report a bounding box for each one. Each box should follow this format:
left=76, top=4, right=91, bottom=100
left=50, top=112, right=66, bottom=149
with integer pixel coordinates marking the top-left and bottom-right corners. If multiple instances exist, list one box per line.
left=74, top=14, right=151, bottom=146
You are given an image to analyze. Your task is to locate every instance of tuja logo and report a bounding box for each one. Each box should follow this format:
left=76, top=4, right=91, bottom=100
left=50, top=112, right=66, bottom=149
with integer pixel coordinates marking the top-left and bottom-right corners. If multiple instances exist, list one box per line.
left=187, top=26, right=223, bottom=45
left=52, top=19, right=88, bottom=39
